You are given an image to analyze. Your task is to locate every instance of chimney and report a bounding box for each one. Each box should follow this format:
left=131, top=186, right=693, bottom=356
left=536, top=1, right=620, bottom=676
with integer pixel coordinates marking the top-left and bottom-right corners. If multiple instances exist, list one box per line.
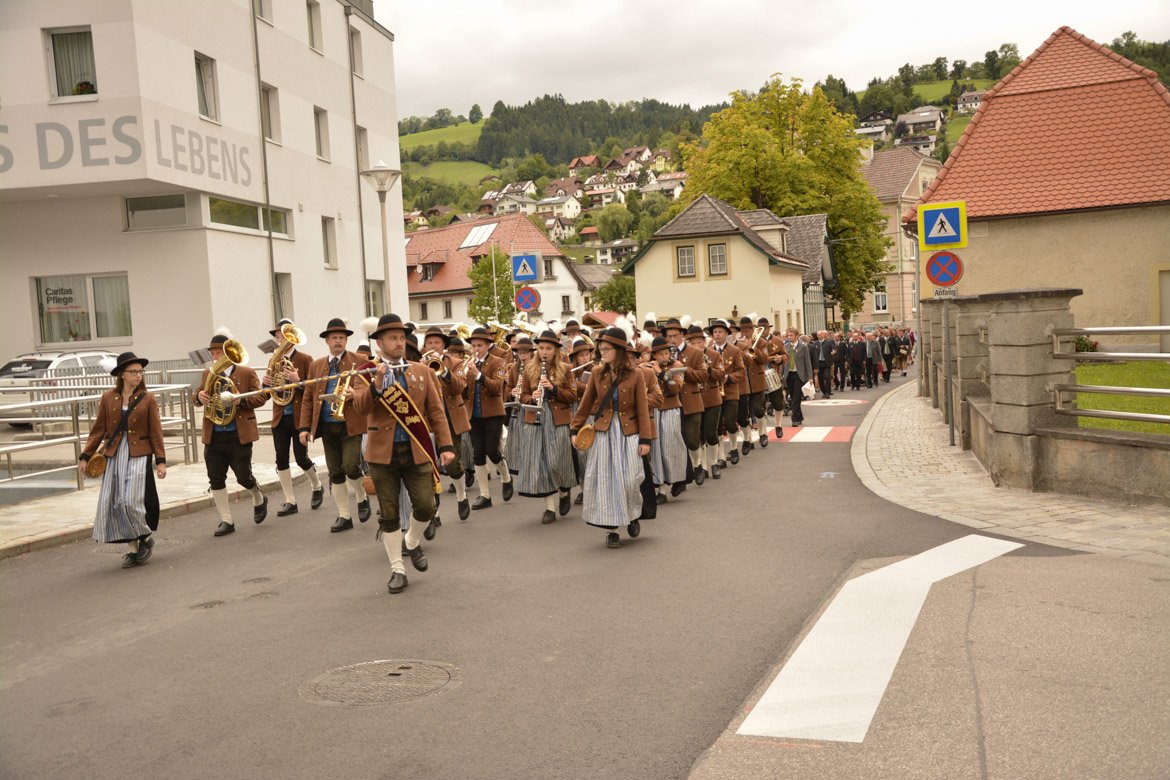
left=754, top=223, right=788, bottom=255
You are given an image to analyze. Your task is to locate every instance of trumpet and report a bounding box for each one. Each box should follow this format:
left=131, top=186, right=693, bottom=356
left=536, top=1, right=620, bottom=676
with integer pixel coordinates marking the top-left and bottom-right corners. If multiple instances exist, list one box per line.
left=321, top=356, right=354, bottom=421
left=268, top=322, right=305, bottom=407
left=422, top=349, right=446, bottom=376
left=744, top=326, right=767, bottom=356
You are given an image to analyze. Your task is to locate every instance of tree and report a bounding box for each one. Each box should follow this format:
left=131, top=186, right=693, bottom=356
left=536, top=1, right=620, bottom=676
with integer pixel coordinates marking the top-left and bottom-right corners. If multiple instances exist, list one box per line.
left=469, top=103, right=483, bottom=124
left=592, top=274, right=637, bottom=313
left=682, top=77, right=889, bottom=318
left=983, top=49, right=1000, bottom=80
left=932, top=57, right=948, bottom=80
left=595, top=203, right=635, bottom=242
left=1110, top=32, right=1170, bottom=83
left=467, top=246, right=516, bottom=324
left=997, top=43, right=1021, bottom=76
left=951, top=59, right=967, bottom=79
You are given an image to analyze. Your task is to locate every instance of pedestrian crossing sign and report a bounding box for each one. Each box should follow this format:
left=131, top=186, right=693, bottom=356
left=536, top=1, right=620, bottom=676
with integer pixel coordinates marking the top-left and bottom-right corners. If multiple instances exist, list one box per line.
left=511, top=253, right=539, bottom=282
left=917, top=201, right=967, bottom=251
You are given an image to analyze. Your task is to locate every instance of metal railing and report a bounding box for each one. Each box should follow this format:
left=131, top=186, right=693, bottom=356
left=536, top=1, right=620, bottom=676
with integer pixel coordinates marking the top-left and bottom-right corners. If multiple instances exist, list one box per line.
left=0, top=384, right=198, bottom=491
left=1051, top=326, right=1170, bottom=426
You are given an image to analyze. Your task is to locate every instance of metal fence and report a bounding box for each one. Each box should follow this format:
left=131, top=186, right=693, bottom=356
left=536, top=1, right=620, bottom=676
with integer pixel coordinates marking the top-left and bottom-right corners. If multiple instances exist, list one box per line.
left=1051, top=326, right=1170, bottom=426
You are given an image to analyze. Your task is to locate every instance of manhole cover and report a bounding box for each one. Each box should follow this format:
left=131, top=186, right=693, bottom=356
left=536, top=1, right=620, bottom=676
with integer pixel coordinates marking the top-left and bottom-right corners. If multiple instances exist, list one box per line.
left=299, top=660, right=460, bottom=706
left=94, top=538, right=185, bottom=554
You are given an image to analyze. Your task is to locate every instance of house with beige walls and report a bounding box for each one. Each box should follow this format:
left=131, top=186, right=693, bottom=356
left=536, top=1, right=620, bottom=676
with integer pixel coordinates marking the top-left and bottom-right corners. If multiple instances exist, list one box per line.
left=622, top=195, right=809, bottom=329
left=906, top=26, right=1170, bottom=348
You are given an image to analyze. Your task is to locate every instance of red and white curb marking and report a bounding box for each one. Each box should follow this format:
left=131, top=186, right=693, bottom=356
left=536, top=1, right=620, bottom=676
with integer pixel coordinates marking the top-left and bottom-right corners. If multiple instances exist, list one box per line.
left=770, top=426, right=856, bottom=443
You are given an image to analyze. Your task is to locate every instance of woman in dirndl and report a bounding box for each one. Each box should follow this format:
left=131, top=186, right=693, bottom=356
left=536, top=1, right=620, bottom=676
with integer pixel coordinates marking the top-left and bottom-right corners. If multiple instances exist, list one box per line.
left=570, top=327, right=653, bottom=549
left=516, top=330, right=577, bottom=524
left=503, top=337, right=535, bottom=475
left=647, top=336, right=686, bottom=502
left=78, top=352, right=167, bottom=568
left=568, top=336, right=596, bottom=505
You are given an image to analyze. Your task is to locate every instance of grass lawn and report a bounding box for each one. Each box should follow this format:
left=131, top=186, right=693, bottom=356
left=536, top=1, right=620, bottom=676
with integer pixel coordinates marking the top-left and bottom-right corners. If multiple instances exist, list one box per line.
left=1074, top=361, right=1170, bottom=435
left=402, top=160, right=498, bottom=187
left=399, top=121, right=483, bottom=151
left=911, top=79, right=994, bottom=103
left=558, top=245, right=597, bottom=264
left=945, top=114, right=971, bottom=145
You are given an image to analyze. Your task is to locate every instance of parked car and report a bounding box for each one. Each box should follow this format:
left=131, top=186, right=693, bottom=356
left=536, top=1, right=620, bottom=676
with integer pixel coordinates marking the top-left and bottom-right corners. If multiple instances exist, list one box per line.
left=0, top=351, right=118, bottom=426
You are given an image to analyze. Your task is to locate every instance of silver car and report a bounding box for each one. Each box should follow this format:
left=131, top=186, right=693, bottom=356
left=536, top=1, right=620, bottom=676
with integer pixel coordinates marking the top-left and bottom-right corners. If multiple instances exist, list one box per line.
left=0, top=351, right=118, bottom=426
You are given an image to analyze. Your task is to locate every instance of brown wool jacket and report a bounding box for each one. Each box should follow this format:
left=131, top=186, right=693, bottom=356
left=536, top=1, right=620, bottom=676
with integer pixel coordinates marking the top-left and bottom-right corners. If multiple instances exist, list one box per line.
left=519, top=365, right=577, bottom=426
left=350, top=362, right=454, bottom=465
left=677, top=343, right=708, bottom=415
left=81, top=389, right=167, bottom=463
left=468, top=353, right=508, bottom=418
left=714, top=342, right=744, bottom=402
left=700, top=346, right=726, bottom=409
left=438, top=363, right=472, bottom=435
left=298, top=350, right=369, bottom=438
left=193, top=365, right=265, bottom=445
left=570, top=366, right=653, bottom=444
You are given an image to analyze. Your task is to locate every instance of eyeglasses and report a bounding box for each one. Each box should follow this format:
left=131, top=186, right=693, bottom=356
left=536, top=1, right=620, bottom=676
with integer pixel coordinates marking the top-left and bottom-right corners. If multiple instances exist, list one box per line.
left=123, top=369, right=144, bottom=375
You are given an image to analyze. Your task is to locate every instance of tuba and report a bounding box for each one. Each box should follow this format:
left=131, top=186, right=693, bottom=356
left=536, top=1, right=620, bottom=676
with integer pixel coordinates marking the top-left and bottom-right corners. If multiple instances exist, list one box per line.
left=269, top=322, right=305, bottom=407
left=204, top=339, right=248, bottom=426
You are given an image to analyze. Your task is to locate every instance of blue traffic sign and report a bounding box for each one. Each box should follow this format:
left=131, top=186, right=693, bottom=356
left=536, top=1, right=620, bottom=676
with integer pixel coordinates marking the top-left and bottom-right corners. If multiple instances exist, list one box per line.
left=917, top=201, right=967, bottom=250
left=514, top=285, right=540, bottom=312
left=511, top=253, right=538, bottom=282
left=926, top=251, right=963, bottom=287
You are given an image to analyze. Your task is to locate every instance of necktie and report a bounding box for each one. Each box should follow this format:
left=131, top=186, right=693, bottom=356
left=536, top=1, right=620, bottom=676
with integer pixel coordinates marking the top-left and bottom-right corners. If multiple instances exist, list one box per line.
left=329, top=357, right=339, bottom=375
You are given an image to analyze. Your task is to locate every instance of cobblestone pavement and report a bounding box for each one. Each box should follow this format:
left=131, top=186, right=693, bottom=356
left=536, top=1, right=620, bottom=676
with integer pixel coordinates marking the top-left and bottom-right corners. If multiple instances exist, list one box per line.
left=852, top=380, right=1170, bottom=567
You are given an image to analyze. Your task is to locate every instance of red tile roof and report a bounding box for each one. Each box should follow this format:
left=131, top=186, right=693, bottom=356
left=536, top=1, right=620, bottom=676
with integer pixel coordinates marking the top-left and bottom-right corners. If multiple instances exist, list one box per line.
left=404, top=213, right=565, bottom=296
left=907, top=26, right=1170, bottom=222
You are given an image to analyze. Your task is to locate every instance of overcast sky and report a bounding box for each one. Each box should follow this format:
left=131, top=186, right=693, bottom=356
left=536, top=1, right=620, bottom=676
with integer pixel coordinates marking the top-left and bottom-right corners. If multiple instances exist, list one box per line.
left=374, top=0, right=1170, bottom=119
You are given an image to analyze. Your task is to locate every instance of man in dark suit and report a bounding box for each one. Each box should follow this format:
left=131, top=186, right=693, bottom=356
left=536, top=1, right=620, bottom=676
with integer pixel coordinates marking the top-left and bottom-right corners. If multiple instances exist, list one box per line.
left=815, top=330, right=835, bottom=399
left=783, top=328, right=813, bottom=427
left=847, top=332, right=867, bottom=390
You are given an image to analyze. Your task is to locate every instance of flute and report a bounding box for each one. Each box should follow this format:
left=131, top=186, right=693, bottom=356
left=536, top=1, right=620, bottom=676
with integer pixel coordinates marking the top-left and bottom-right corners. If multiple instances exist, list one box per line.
left=221, top=366, right=378, bottom=403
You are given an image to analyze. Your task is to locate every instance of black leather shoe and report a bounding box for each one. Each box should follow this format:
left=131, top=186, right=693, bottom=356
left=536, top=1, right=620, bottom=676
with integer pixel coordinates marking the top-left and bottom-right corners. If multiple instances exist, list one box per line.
left=357, top=499, right=370, bottom=523
left=213, top=521, right=235, bottom=537
left=776, top=427, right=784, bottom=439
left=628, top=519, right=640, bottom=538
left=710, top=464, right=721, bottom=480
left=405, top=543, right=428, bottom=572
left=458, top=499, right=470, bottom=520
left=559, top=492, right=571, bottom=516
left=135, top=536, right=154, bottom=564
left=656, top=492, right=667, bottom=505
left=277, top=502, right=298, bottom=517
left=387, top=572, right=409, bottom=594
left=540, top=510, right=556, bottom=525
left=310, top=488, right=324, bottom=510
left=606, top=532, right=621, bottom=548
left=741, top=441, right=751, bottom=456
left=759, top=434, right=769, bottom=448
left=502, top=481, right=514, bottom=501
left=330, top=516, right=353, bottom=533
left=471, top=496, right=492, bottom=510
left=423, top=518, right=436, bottom=541
left=574, top=492, right=584, bottom=505
left=253, top=496, right=268, bottom=524
left=121, top=552, right=139, bottom=568
left=717, top=459, right=727, bottom=469
left=464, top=470, right=474, bottom=488
left=670, top=482, right=686, bottom=497
left=433, top=515, right=442, bottom=528
left=694, top=467, right=706, bottom=486
left=728, top=449, right=740, bottom=465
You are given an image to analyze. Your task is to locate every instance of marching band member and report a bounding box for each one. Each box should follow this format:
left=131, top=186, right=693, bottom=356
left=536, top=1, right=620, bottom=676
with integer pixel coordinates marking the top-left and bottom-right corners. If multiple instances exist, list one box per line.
left=264, top=319, right=323, bottom=516
left=662, top=317, right=706, bottom=487
left=635, top=329, right=663, bottom=520
left=570, top=326, right=653, bottom=549
left=352, top=314, right=454, bottom=594
left=298, top=318, right=370, bottom=533
left=79, top=352, right=166, bottom=567
left=466, top=326, right=513, bottom=509
left=709, top=319, right=744, bottom=467
left=516, top=330, right=577, bottom=524
left=736, top=316, right=766, bottom=454
left=504, top=336, right=535, bottom=477
left=194, top=329, right=268, bottom=537
left=569, top=336, right=596, bottom=505
left=647, top=336, right=685, bottom=502
left=426, top=331, right=473, bottom=521
left=765, top=320, right=790, bottom=436
left=685, top=323, right=722, bottom=482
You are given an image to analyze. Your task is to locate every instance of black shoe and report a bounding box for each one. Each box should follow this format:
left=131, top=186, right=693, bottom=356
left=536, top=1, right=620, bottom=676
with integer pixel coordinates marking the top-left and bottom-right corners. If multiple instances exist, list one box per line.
left=458, top=499, right=470, bottom=520
left=433, top=515, right=442, bottom=528
left=387, top=572, right=409, bottom=594
left=121, top=551, right=140, bottom=568
left=357, top=499, right=370, bottom=523
left=310, top=488, right=324, bottom=510
left=628, top=519, right=640, bottom=538
left=253, top=496, right=268, bottom=524
left=447, top=483, right=456, bottom=494
left=606, top=532, right=621, bottom=548
left=464, top=470, right=474, bottom=488
left=671, top=482, right=686, bottom=497
left=574, top=492, right=584, bottom=505
left=214, top=521, right=235, bottom=537
left=728, top=449, right=740, bottom=465
left=405, top=543, right=428, bottom=572
left=471, top=496, right=492, bottom=510
left=776, top=427, right=784, bottom=439
left=541, top=510, right=556, bottom=525
left=741, top=441, right=750, bottom=456
left=502, top=481, right=513, bottom=501
left=759, top=434, right=769, bottom=448
left=694, top=467, right=706, bottom=486
left=135, top=536, right=154, bottom=564
left=717, top=459, right=727, bottom=469
left=423, top=518, right=437, bottom=541
left=655, top=493, right=667, bottom=505
left=559, top=492, right=571, bottom=516
left=330, top=516, right=353, bottom=533
left=277, top=502, right=298, bottom=517
left=793, top=420, right=802, bottom=427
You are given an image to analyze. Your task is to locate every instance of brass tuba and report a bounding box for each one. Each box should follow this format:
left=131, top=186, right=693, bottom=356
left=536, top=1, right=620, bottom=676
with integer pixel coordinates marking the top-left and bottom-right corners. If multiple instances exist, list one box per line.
left=204, top=339, right=249, bottom=426
left=268, top=322, right=305, bottom=407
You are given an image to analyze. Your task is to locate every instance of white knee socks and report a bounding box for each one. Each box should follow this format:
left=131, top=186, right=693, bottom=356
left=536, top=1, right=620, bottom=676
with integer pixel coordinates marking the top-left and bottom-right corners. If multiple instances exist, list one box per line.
left=689, top=448, right=701, bottom=468
left=475, top=465, right=491, bottom=498
left=454, top=475, right=467, bottom=501
left=382, top=529, right=405, bottom=574
left=347, top=476, right=366, bottom=503
left=211, top=488, right=232, bottom=524
left=306, top=464, right=322, bottom=490
left=331, top=482, right=351, bottom=518
left=496, top=458, right=511, bottom=484
left=404, top=513, right=427, bottom=551
left=277, top=469, right=296, bottom=505
left=545, top=494, right=558, bottom=513
left=250, top=484, right=265, bottom=507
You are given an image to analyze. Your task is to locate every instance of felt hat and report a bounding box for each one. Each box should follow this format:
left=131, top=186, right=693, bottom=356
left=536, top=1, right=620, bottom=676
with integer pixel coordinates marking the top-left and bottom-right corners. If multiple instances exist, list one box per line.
left=369, top=314, right=405, bottom=339
left=467, top=326, right=493, bottom=344
left=447, top=337, right=467, bottom=354
left=319, top=317, right=354, bottom=338
left=597, top=327, right=631, bottom=350
left=110, top=351, right=149, bottom=376
left=513, top=336, right=535, bottom=352
left=564, top=319, right=581, bottom=332
left=269, top=318, right=294, bottom=337
left=710, top=318, right=732, bottom=335
left=535, top=329, right=562, bottom=348
left=661, top=317, right=684, bottom=334
left=423, top=326, right=451, bottom=348
left=684, top=324, right=706, bottom=341
left=650, top=336, right=670, bottom=353
left=570, top=338, right=594, bottom=357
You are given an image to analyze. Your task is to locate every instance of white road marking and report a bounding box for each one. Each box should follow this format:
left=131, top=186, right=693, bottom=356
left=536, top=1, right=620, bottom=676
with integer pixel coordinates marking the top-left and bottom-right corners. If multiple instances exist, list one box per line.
left=788, top=426, right=832, bottom=442
left=737, top=534, right=1024, bottom=743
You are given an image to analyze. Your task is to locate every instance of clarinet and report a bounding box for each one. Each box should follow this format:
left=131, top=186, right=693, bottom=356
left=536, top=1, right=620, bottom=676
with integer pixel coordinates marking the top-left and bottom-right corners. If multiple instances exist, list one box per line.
left=522, top=359, right=547, bottom=426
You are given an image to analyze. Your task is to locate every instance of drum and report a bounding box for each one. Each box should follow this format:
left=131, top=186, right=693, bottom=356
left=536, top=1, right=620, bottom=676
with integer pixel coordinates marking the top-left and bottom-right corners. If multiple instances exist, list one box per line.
left=764, top=366, right=783, bottom=393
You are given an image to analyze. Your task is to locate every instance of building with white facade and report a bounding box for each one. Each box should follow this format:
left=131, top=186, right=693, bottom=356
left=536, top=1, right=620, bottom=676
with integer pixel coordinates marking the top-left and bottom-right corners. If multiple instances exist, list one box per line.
left=0, top=0, right=405, bottom=363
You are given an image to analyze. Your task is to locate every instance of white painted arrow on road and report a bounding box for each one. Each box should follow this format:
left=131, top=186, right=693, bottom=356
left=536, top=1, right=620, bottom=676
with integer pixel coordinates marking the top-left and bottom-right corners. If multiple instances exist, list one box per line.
left=737, top=534, right=1023, bottom=743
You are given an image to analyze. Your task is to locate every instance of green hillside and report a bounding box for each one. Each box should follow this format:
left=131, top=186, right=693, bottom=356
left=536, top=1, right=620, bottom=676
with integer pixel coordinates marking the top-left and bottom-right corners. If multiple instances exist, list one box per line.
left=911, top=79, right=994, bottom=103
left=946, top=114, right=972, bottom=144
left=399, top=121, right=483, bottom=151
left=402, top=160, right=498, bottom=186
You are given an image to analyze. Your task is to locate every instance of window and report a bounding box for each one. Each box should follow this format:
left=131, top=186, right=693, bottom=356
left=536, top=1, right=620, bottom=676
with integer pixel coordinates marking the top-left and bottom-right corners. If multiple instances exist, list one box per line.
left=421, top=264, right=434, bottom=281
left=306, top=1, right=323, bottom=51
left=209, top=197, right=290, bottom=235
left=314, top=107, right=330, bottom=160
left=262, top=207, right=288, bottom=235
left=365, top=280, right=384, bottom=317
left=873, top=292, right=889, bottom=313
left=708, top=243, right=728, bottom=276
left=419, top=302, right=429, bottom=321
left=125, top=195, right=189, bottom=229
left=543, top=257, right=555, bottom=279
left=47, top=27, right=97, bottom=98
left=676, top=245, right=695, bottom=278
left=349, top=28, right=363, bottom=76
left=561, top=295, right=572, bottom=314
left=260, top=84, right=280, bottom=142
left=34, top=273, right=131, bottom=344
left=355, top=126, right=369, bottom=171
left=321, top=217, right=337, bottom=268
left=443, top=300, right=452, bottom=319
left=274, top=273, right=293, bottom=321
left=195, top=53, right=218, bottom=120
left=253, top=0, right=271, bottom=21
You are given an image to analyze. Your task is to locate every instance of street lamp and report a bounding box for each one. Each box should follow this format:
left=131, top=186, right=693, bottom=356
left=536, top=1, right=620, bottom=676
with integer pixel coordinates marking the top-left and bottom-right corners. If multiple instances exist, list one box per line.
left=359, top=160, right=402, bottom=316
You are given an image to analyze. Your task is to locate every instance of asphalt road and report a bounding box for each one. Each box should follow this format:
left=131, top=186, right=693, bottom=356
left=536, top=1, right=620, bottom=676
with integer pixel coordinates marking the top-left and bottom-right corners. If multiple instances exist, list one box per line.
left=0, top=374, right=1074, bottom=778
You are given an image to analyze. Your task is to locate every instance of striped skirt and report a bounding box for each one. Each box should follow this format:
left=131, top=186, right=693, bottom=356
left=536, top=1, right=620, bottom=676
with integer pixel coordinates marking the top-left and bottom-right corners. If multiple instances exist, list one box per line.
left=517, top=407, right=576, bottom=498
left=93, top=437, right=152, bottom=544
left=581, top=427, right=642, bottom=529
left=650, top=407, right=686, bottom=486
left=504, top=414, right=522, bottom=474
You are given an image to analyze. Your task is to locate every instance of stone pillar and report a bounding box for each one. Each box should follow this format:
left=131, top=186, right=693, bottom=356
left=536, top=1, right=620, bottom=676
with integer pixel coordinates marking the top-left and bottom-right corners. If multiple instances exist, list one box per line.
left=923, top=300, right=944, bottom=408
left=953, top=297, right=994, bottom=449
left=985, top=288, right=1082, bottom=489
left=918, top=300, right=935, bottom=398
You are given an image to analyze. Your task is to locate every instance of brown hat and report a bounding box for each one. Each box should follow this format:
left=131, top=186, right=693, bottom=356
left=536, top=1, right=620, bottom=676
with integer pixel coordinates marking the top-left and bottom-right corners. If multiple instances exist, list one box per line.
left=111, top=351, right=149, bottom=376
left=596, top=327, right=631, bottom=350
left=369, top=314, right=405, bottom=339
left=319, top=317, right=354, bottom=338
left=535, top=329, right=562, bottom=348
left=423, top=326, right=450, bottom=347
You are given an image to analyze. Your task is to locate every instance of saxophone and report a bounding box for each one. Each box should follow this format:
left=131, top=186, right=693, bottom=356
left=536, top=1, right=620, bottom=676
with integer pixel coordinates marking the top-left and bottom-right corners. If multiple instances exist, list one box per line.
left=204, top=339, right=248, bottom=426
left=268, top=322, right=305, bottom=407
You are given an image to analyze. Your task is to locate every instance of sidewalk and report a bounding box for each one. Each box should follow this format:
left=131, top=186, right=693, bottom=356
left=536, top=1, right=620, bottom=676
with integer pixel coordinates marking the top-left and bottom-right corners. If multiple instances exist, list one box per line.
left=852, top=381, right=1170, bottom=566
left=0, top=442, right=325, bottom=560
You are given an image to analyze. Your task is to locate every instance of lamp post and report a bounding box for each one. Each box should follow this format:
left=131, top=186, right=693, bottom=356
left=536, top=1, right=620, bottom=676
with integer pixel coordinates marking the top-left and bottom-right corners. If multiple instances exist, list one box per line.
left=359, top=160, right=402, bottom=316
